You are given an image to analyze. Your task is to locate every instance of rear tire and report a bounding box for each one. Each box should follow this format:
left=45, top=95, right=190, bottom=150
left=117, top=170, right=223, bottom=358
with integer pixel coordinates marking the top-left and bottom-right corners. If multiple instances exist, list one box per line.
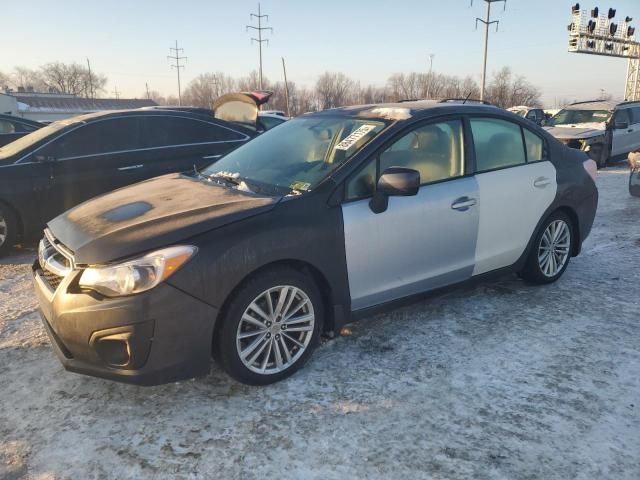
left=0, top=203, right=17, bottom=257
left=520, top=211, right=573, bottom=285
left=215, top=267, right=323, bottom=385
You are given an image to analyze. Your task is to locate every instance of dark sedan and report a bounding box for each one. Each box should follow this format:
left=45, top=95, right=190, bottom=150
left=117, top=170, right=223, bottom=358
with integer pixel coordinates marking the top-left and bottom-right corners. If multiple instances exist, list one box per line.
left=0, top=109, right=255, bottom=254
left=0, top=114, right=43, bottom=147
left=33, top=101, right=598, bottom=386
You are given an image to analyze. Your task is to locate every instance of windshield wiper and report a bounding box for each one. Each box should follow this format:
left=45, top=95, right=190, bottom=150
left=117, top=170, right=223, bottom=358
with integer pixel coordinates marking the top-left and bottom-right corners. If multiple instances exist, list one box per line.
left=208, top=171, right=242, bottom=187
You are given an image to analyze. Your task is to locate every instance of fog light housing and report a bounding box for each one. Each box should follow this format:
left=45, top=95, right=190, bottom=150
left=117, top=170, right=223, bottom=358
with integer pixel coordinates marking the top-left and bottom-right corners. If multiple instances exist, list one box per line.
left=95, top=337, right=130, bottom=367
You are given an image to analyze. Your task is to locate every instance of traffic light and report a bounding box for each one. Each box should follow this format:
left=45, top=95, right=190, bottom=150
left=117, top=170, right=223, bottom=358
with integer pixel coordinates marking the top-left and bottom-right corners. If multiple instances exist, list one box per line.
left=572, top=3, right=581, bottom=14
left=588, top=19, right=597, bottom=33
left=628, top=26, right=636, bottom=37
left=591, top=7, right=599, bottom=18
left=608, top=8, right=616, bottom=19
left=610, top=23, right=618, bottom=35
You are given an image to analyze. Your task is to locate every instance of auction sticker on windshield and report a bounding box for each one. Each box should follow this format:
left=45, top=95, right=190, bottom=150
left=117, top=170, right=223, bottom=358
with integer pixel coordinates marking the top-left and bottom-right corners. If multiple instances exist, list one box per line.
left=335, top=125, right=377, bottom=151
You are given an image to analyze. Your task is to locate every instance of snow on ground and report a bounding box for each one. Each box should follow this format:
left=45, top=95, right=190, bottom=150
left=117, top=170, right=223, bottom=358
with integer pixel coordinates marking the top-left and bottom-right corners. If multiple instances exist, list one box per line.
left=1, top=167, right=639, bottom=480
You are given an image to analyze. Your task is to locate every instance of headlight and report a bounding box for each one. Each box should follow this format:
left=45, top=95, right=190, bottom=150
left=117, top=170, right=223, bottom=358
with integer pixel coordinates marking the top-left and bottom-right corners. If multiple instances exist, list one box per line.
left=79, top=245, right=197, bottom=297
left=579, top=135, right=605, bottom=151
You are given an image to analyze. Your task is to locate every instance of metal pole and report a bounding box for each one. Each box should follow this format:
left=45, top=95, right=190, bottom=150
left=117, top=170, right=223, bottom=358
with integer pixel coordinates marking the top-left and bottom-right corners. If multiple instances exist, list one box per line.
left=282, top=57, right=291, bottom=116
left=480, top=1, right=491, bottom=101
left=258, top=4, right=263, bottom=90
left=176, top=40, right=182, bottom=105
left=86, top=58, right=94, bottom=99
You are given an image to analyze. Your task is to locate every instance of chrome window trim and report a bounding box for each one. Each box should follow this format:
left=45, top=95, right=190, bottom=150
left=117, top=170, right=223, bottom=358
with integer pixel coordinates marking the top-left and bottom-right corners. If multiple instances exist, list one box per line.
left=13, top=114, right=251, bottom=165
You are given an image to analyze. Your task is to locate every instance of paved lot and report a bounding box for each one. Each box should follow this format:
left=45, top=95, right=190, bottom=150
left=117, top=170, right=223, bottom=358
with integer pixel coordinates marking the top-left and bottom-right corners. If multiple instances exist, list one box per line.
left=1, top=167, right=639, bottom=480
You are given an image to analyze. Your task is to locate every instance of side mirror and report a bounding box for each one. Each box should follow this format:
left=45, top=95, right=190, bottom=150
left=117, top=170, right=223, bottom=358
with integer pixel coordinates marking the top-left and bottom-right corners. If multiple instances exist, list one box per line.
left=615, top=120, right=629, bottom=130
left=369, top=167, right=420, bottom=214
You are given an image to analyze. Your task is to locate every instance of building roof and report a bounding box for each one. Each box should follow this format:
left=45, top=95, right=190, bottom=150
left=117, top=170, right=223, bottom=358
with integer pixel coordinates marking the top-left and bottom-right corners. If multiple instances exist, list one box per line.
left=5, top=92, right=157, bottom=113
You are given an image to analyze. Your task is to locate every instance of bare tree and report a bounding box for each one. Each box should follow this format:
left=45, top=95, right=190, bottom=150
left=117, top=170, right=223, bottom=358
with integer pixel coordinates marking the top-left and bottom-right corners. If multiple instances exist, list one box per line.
left=39, top=62, right=107, bottom=97
left=315, top=72, right=354, bottom=110
left=485, top=67, right=541, bottom=108
left=182, top=73, right=237, bottom=109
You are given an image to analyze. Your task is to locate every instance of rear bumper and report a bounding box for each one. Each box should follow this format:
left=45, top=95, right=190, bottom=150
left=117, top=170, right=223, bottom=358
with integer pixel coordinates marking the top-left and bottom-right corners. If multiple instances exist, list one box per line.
left=576, top=189, right=598, bottom=251
left=32, top=263, right=218, bottom=386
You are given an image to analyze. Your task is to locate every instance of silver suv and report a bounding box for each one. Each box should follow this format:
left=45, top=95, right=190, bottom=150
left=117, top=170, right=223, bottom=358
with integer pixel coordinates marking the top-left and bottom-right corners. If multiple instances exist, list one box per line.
left=544, top=100, right=640, bottom=168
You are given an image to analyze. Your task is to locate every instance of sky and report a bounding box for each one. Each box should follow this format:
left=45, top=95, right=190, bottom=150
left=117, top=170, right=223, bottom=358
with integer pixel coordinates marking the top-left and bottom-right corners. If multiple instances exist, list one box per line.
left=3, top=0, right=640, bottom=107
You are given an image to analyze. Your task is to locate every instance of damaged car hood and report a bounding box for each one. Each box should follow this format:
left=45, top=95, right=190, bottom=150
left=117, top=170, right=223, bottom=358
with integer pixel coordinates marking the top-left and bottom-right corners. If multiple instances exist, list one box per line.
left=544, top=123, right=606, bottom=140
left=47, top=173, right=279, bottom=265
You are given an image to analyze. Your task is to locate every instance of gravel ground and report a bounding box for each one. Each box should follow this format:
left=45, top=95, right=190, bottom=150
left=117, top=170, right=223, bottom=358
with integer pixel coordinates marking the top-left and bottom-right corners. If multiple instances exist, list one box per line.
left=1, top=166, right=639, bottom=480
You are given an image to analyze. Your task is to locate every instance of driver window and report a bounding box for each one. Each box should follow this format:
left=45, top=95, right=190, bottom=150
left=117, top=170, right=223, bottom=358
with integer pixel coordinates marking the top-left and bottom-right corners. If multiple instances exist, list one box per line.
left=380, top=120, right=464, bottom=184
left=345, top=120, right=465, bottom=200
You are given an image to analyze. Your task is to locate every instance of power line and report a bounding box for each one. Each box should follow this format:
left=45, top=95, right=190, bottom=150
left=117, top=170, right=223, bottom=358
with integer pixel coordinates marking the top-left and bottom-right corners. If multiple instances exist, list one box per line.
left=246, top=3, right=273, bottom=91
left=473, top=0, right=506, bottom=101
left=168, top=40, right=187, bottom=105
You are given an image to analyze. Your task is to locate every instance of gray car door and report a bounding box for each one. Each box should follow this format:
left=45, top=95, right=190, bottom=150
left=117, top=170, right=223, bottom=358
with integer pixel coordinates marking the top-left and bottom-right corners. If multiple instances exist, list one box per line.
left=341, top=119, right=480, bottom=310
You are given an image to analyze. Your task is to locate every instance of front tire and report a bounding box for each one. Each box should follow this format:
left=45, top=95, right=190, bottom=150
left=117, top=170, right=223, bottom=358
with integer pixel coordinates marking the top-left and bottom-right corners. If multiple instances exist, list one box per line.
left=215, top=267, right=323, bottom=385
left=520, top=211, right=573, bottom=285
left=0, top=203, right=17, bottom=257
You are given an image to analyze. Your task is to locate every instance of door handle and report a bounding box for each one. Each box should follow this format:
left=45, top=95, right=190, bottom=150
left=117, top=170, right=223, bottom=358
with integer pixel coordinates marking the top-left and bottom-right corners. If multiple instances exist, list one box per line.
left=451, top=197, right=477, bottom=211
left=202, top=154, right=222, bottom=160
left=534, top=176, right=551, bottom=188
left=117, top=164, right=144, bottom=171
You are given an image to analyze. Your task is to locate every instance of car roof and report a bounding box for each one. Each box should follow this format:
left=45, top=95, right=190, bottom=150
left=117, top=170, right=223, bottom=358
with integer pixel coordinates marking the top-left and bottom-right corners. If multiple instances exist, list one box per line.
left=565, top=100, right=617, bottom=111
left=307, top=101, right=501, bottom=122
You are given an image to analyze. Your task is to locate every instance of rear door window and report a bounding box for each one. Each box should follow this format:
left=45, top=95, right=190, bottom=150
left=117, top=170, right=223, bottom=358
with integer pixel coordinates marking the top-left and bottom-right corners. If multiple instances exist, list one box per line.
left=140, top=116, right=246, bottom=148
left=631, top=107, right=640, bottom=125
left=470, top=118, right=526, bottom=172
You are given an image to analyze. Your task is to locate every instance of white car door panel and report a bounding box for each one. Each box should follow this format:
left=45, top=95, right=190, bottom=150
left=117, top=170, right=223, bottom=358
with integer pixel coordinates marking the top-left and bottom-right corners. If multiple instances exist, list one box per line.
left=472, top=161, right=557, bottom=275
left=343, top=177, right=480, bottom=310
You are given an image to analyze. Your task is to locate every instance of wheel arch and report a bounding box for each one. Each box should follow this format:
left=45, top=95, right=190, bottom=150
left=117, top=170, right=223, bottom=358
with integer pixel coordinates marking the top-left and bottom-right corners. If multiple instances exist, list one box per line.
left=555, top=205, right=581, bottom=257
left=0, top=197, right=24, bottom=240
left=212, top=258, right=337, bottom=349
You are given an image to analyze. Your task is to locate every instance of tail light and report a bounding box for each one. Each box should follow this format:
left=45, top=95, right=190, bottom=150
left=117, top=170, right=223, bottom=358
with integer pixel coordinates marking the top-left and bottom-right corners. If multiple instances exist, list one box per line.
left=583, top=159, right=597, bottom=181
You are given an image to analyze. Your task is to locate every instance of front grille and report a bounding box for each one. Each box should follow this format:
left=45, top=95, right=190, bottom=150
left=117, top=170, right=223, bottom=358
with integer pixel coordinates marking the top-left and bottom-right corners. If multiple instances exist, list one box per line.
left=40, top=267, right=64, bottom=291
left=37, top=231, right=73, bottom=292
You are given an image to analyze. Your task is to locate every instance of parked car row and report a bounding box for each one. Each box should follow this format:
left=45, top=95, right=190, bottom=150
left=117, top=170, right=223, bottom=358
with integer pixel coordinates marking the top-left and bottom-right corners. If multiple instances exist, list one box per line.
left=0, top=91, right=280, bottom=255
left=30, top=100, right=598, bottom=386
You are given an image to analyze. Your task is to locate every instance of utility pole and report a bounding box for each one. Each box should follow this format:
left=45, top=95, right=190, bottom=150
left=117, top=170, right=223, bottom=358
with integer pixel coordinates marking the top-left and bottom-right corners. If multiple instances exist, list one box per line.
left=474, top=0, right=506, bottom=101
left=168, top=40, right=187, bottom=105
left=86, top=58, right=95, bottom=99
left=282, top=57, right=291, bottom=117
left=145, top=82, right=151, bottom=100
left=246, top=3, right=273, bottom=90
left=426, top=53, right=435, bottom=99
left=112, top=86, right=120, bottom=99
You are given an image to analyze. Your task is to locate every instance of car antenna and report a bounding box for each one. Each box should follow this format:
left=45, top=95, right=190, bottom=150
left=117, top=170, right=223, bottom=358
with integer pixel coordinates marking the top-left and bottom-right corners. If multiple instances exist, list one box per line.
left=462, top=92, right=473, bottom=104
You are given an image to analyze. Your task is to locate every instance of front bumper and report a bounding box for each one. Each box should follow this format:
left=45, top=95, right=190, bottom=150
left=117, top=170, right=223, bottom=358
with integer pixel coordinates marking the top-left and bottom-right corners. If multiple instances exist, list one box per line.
left=32, top=263, right=218, bottom=386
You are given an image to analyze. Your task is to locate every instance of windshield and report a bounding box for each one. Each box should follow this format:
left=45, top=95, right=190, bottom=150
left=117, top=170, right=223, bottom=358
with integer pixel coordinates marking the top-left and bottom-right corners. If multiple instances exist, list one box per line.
left=202, top=116, right=387, bottom=195
left=548, top=109, right=612, bottom=126
left=0, top=118, right=79, bottom=159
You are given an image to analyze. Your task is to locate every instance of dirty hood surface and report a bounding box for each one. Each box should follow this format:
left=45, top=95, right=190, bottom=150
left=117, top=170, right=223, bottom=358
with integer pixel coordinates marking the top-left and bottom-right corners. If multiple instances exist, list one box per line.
left=48, top=173, right=279, bottom=265
left=544, top=123, right=606, bottom=140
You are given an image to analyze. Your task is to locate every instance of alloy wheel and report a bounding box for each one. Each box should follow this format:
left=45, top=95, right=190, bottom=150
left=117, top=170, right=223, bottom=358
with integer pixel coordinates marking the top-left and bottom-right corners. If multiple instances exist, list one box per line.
left=538, top=220, right=571, bottom=278
left=236, top=285, right=315, bottom=375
